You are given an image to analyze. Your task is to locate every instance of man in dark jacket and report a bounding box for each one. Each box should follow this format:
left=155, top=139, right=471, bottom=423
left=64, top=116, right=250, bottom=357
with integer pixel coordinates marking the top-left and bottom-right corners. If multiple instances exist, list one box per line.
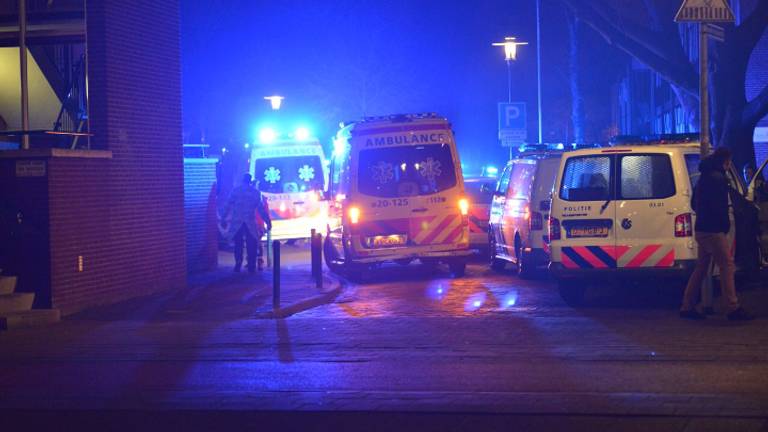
left=680, top=147, right=752, bottom=321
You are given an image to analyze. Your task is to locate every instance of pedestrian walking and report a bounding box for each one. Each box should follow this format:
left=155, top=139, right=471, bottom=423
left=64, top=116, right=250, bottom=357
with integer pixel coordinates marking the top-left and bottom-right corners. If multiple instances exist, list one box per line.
left=680, top=147, right=753, bottom=321
left=223, top=173, right=272, bottom=273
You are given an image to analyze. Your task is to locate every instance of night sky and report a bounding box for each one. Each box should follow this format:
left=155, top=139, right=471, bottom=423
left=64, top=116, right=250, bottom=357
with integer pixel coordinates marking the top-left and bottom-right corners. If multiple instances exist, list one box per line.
left=181, top=0, right=623, bottom=172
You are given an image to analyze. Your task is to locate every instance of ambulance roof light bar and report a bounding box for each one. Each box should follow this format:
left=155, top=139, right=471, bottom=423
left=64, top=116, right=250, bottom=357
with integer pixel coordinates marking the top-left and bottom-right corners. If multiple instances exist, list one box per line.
left=360, top=112, right=441, bottom=123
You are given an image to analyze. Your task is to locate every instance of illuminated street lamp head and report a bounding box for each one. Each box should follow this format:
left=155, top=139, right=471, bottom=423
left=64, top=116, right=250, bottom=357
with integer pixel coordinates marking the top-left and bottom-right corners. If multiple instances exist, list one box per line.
left=264, top=95, right=284, bottom=110
left=492, top=37, right=528, bottom=61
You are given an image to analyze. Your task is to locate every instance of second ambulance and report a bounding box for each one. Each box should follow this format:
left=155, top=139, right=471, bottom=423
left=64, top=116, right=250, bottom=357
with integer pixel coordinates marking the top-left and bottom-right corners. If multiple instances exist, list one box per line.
left=249, top=129, right=329, bottom=240
left=324, top=113, right=472, bottom=277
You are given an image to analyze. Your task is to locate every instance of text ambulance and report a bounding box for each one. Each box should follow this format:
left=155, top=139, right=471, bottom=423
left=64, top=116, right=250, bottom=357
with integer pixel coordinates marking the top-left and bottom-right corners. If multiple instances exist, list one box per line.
left=249, top=136, right=329, bottom=240
left=324, top=113, right=472, bottom=277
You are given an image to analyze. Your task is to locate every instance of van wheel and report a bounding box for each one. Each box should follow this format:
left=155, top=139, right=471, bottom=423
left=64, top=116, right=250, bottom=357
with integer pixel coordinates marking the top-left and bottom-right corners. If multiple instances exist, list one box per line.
left=323, top=236, right=343, bottom=273
left=516, top=247, right=535, bottom=279
left=558, top=280, right=586, bottom=306
left=449, top=262, right=466, bottom=278
left=489, top=237, right=506, bottom=271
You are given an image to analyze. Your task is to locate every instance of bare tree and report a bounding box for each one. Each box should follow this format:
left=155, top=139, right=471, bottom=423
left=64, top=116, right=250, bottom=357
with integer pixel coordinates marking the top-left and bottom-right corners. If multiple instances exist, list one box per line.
left=561, top=0, right=768, bottom=168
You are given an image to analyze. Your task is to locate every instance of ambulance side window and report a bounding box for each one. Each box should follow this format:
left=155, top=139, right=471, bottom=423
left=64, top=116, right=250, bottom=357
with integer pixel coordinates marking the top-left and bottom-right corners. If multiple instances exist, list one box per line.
left=330, top=151, right=350, bottom=197
left=496, top=165, right=512, bottom=195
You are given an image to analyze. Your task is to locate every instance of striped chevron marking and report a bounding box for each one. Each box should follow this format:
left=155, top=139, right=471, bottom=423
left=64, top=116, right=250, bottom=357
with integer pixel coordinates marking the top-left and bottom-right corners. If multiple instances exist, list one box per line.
left=561, top=245, right=675, bottom=269
left=413, top=214, right=465, bottom=245
left=468, top=207, right=488, bottom=233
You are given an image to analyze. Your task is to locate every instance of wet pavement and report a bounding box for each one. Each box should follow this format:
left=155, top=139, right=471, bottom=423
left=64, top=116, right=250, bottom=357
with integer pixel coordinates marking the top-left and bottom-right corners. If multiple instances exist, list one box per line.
left=2, top=246, right=768, bottom=430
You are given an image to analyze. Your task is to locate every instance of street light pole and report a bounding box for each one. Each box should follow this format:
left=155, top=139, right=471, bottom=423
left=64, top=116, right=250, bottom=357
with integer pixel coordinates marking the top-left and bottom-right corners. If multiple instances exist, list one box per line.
left=506, top=60, right=512, bottom=103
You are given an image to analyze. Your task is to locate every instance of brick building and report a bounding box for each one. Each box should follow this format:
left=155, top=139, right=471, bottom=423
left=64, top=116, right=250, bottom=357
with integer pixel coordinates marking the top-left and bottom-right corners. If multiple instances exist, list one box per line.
left=0, top=0, right=202, bottom=315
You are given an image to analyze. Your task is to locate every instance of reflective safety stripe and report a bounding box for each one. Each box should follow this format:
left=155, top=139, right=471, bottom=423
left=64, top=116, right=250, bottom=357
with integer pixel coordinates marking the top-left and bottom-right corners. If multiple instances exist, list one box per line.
left=619, top=245, right=675, bottom=268
left=559, top=244, right=674, bottom=268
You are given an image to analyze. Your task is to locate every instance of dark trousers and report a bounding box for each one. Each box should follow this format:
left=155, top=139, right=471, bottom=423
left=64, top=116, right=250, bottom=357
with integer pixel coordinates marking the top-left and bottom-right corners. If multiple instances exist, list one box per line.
left=234, top=224, right=258, bottom=270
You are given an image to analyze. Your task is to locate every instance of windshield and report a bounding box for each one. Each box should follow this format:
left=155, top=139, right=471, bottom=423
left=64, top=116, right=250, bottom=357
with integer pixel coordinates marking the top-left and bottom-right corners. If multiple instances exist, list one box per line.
left=358, top=144, right=457, bottom=197
left=254, top=156, right=324, bottom=194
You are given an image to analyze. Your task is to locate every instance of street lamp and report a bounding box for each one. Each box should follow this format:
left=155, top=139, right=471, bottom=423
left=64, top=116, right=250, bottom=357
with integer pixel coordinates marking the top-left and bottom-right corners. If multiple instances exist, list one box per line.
left=264, top=95, right=284, bottom=110
left=492, top=37, right=528, bottom=103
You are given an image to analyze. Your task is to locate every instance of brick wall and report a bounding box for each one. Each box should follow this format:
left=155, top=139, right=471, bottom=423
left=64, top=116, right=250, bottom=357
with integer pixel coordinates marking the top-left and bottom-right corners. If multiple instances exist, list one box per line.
left=184, top=158, right=218, bottom=273
left=41, top=0, right=185, bottom=314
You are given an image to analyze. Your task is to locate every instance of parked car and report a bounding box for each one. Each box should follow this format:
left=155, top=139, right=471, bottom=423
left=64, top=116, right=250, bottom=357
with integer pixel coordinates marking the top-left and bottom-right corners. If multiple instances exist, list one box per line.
left=464, top=176, right=496, bottom=253
left=488, top=149, right=563, bottom=278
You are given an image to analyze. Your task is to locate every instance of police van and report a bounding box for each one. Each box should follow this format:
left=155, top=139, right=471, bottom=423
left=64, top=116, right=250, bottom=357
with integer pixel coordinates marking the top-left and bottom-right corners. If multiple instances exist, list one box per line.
left=324, top=113, right=472, bottom=277
left=488, top=147, right=564, bottom=278
left=548, top=135, right=745, bottom=304
left=249, top=133, right=329, bottom=241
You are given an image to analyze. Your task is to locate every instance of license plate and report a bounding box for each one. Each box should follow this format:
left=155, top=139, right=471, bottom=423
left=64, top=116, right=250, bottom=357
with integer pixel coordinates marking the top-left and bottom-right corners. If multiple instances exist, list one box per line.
left=368, top=234, right=407, bottom=248
left=569, top=226, right=609, bottom=238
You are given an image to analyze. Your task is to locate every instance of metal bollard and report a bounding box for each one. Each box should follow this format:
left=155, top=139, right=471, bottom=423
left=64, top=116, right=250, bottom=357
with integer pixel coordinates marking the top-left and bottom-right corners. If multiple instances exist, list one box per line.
left=310, top=229, right=318, bottom=279
left=273, top=240, right=280, bottom=310
left=315, top=232, right=323, bottom=290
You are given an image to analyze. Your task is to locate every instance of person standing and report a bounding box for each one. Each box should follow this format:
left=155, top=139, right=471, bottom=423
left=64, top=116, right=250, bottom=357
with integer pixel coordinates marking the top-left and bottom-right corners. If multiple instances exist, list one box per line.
left=223, top=174, right=272, bottom=273
left=680, top=147, right=752, bottom=321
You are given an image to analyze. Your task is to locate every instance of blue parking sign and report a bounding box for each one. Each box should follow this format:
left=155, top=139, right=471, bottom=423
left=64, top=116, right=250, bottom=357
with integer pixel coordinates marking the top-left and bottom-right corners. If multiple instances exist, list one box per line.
left=498, top=102, right=527, bottom=143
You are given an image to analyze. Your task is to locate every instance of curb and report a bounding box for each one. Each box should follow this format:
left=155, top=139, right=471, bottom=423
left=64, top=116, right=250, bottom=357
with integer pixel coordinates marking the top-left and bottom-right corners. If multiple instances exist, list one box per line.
left=254, top=275, right=345, bottom=319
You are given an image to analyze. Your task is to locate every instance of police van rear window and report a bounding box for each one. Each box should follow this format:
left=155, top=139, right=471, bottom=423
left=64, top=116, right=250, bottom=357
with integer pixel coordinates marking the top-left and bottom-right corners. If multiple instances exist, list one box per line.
left=559, top=154, right=675, bottom=201
left=559, top=156, right=611, bottom=201
left=358, top=144, right=457, bottom=197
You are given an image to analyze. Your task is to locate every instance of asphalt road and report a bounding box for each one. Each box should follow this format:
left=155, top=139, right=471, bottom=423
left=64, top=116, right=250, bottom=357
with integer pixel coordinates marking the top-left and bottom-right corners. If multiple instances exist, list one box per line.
left=2, top=246, right=768, bottom=431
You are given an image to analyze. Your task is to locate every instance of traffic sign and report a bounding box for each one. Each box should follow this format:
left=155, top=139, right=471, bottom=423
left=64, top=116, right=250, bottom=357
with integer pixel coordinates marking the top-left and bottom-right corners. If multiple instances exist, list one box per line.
left=498, top=102, right=527, bottom=144
left=675, top=0, right=735, bottom=23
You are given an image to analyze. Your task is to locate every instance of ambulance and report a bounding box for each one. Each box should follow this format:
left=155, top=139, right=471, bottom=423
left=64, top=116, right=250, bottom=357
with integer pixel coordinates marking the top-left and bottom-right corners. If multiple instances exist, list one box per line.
left=324, top=113, right=472, bottom=277
left=249, top=130, right=329, bottom=241
left=548, top=135, right=745, bottom=305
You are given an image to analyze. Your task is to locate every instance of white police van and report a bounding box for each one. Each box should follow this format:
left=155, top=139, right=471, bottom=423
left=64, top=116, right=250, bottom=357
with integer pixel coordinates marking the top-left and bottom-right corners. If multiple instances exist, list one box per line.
left=324, top=113, right=472, bottom=278
left=548, top=135, right=745, bottom=304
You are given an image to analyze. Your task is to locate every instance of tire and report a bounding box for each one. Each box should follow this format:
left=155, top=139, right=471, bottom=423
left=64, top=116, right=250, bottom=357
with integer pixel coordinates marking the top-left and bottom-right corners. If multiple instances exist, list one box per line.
left=516, top=247, right=535, bottom=279
left=323, top=236, right=344, bottom=273
left=558, top=280, right=586, bottom=306
left=395, top=258, right=413, bottom=266
left=489, top=237, right=506, bottom=271
left=449, top=261, right=467, bottom=278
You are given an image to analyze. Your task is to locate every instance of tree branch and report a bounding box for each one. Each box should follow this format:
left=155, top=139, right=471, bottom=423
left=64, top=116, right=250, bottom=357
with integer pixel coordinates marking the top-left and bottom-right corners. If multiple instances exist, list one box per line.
left=561, top=0, right=699, bottom=97
left=744, top=84, right=768, bottom=127
left=733, top=0, right=768, bottom=59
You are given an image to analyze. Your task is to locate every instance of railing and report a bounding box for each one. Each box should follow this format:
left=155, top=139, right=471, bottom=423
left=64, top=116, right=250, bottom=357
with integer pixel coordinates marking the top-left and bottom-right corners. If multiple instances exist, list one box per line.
left=52, top=52, right=88, bottom=149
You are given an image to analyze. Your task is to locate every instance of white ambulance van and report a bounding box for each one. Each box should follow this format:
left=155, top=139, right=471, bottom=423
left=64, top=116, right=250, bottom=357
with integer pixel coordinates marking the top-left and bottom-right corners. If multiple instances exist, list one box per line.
left=324, top=113, right=472, bottom=277
left=548, top=135, right=745, bottom=304
left=249, top=136, right=329, bottom=241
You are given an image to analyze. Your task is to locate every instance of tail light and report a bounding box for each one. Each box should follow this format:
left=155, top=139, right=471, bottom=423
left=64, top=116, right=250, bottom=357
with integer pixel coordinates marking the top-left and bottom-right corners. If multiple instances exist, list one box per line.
left=549, top=217, right=561, bottom=240
left=458, top=198, right=469, bottom=216
left=675, top=213, right=692, bottom=237
left=530, top=211, right=543, bottom=231
left=348, top=206, right=361, bottom=224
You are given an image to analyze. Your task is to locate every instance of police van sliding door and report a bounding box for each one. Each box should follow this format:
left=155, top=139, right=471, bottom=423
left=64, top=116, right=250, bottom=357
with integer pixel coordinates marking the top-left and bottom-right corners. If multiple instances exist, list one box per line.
left=613, top=153, right=678, bottom=270
left=557, top=154, right=617, bottom=270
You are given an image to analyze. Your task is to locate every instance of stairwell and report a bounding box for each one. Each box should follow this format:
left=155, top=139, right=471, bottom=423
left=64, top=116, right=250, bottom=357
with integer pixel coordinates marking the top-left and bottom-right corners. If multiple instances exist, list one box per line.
left=0, top=275, right=60, bottom=330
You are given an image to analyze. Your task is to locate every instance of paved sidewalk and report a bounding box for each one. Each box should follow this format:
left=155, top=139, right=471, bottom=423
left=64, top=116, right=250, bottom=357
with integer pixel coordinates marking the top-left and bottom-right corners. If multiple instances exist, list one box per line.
left=69, top=247, right=341, bottom=323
